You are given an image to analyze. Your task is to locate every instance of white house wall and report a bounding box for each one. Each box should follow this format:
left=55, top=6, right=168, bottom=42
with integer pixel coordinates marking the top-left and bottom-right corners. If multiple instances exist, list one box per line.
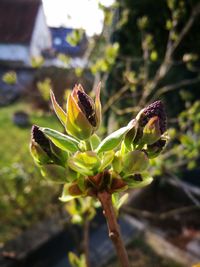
left=0, top=44, right=29, bottom=64
left=30, top=5, right=52, bottom=59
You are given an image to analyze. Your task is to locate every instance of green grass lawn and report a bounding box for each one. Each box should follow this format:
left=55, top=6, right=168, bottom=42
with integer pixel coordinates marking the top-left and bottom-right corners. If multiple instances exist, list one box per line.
left=0, top=101, right=64, bottom=243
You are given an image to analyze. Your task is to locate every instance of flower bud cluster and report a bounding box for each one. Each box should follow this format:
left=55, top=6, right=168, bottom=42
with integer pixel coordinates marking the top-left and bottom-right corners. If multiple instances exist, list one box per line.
left=30, top=84, right=168, bottom=202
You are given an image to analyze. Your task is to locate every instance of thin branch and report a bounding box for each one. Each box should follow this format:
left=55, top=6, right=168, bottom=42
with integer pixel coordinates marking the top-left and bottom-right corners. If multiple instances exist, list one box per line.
left=167, top=3, right=200, bottom=58
left=140, top=3, right=200, bottom=105
left=111, top=105, right=140, bottom=116
left=102, top=85, right=129, bottom=113
left=123, top=205, right=200, bottom=220
left=98, top=191, right=130, bottom=267
left=166, top=172, right=200, bottom=206
left=150, top=76, right=200, bottom=101
left=83, top=220, right=90, bottom=267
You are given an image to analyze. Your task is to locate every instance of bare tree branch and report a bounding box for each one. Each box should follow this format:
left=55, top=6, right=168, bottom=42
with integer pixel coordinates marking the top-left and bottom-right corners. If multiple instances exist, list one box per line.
left=123, top=205, right=200, bottom=220
left=102, top=85, right=129, bottom=113
left=140, top=3, right=200, bottom=105
left=150, top=76, right=200, bottom=101
left=166, top=172, right=200, bottom=206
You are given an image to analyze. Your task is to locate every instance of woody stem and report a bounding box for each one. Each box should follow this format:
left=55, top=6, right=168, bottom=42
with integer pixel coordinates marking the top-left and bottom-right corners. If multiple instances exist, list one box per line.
left=97, top=191, right=130, bottom=267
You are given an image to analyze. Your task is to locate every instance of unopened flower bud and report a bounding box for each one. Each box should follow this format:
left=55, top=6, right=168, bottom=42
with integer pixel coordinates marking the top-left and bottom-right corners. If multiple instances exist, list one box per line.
left=134, top=101, right=167, bottom=146
left=30, top=125, right=67, bottom=166
left=66, top=83, right=101, bottom=140
left=30, top=125, right=53, bottom=165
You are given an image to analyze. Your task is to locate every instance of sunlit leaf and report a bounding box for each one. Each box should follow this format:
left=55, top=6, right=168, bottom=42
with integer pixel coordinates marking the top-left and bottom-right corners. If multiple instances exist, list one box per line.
left=41, top=127, right=79, bottom=152
left=99, top=151, right=115, bottom=171
left=96, top=123, right=133, bottom=153
left=40, top=164, right=67, bottom=183
left=50, top=90, right=67, bottom=126
left=90, top=134, right=101, bottom=150
left=124, top=173, right=153, bottom=188
left=68, top=151, right=101, bottom=176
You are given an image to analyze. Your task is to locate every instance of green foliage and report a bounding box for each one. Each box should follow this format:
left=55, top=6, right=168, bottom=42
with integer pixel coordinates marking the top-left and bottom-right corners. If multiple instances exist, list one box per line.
left=37, top=78, right=51, bottom=102
left=0, top=102, right=63, bottom=242
left=57, top=53, right=71, bottom=64
left=41, top=127, right=79, bottom=152
left=31, top=56, right=44, bottom=68
left=68, top=252, right=86, bottom=267
left=2, top=71, right=17, bottom=85
left=66, top=197, right=97, bottom=225
left=66, top=29, right=84, bottom=47
left=96, top=123, right=133, bottom=153
left=91, top=43, right=119, bottom=74
left=68, top=151, right=101, bottom=176
left=112, top=192, right=129, bottom=211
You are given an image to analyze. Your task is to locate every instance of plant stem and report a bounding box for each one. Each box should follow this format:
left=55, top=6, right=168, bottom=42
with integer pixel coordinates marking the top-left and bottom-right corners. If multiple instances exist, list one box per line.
left=98, top=191, right=130, bottom=267
left=83, top=220, right=91, bottom=267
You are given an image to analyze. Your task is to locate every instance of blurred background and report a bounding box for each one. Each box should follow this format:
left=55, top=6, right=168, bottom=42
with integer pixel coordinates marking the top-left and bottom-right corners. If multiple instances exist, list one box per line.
left=0, top=0, right=200, bottom=266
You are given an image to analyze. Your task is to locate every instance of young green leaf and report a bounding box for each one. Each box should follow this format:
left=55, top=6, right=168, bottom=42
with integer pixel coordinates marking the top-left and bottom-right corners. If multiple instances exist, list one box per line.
left=50, top=90, right=66, bottom=126
left=68, top=151, right=101, bottom=176
left=40, top=164, right=67, bottom=183
left=112, top=193, right=129, bottom=210
left=90, top=134, right=101, bottom=150
left=40, top=127, right=79, bottom=152
left=99, top=151, right=115, bottom=171
left=96, top=124, right=133, bottom=153
left=124, top=173, right=153, bottom=188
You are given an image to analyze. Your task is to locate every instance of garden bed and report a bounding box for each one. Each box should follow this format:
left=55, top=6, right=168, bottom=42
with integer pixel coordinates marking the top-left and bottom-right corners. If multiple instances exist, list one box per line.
left=123, top=178, right=200, bottom=266
left=0, top=211, right=182, bottom=267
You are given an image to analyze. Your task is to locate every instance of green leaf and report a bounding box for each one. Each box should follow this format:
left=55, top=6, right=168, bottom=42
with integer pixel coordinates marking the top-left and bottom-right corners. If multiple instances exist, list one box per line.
left=124, top=120, right=138, bottom=151
left=41, top=127, right=79, bottom=152
left=2, top=71, right=17, bottom=85
left=68, top=252, right=86, bottom=267
left=40, top=164, right=67, bottom=183
left=90, top=134, right=101, bottom=150
left=124, top=173, right=153, bottom=188
left=96, top=123, right=133, bottom=153
left=68, top=151, right=101, bottom=176
left=112, top=193, right=129, bottom=210
left=68, top=252, right=80, bottom=267
left=123, top=150, right=149, bottom=175
left=50, top=90, right=66, bottom=126
left=99, top=151, right=115, bottom=171
left=112, top=152, right=123, bottom=173
left=117, top=193, right=129, bottom=209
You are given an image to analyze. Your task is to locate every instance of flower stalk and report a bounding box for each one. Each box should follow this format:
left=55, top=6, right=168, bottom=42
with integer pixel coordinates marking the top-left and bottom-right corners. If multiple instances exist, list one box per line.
left=98, top=191, right=130, bottom=267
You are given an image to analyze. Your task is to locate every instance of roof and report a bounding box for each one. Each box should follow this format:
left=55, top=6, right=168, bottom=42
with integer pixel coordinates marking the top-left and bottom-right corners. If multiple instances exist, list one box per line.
left=50, top=27, right=88, bottom=57
left=0, top=0, right=41, bottom=44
